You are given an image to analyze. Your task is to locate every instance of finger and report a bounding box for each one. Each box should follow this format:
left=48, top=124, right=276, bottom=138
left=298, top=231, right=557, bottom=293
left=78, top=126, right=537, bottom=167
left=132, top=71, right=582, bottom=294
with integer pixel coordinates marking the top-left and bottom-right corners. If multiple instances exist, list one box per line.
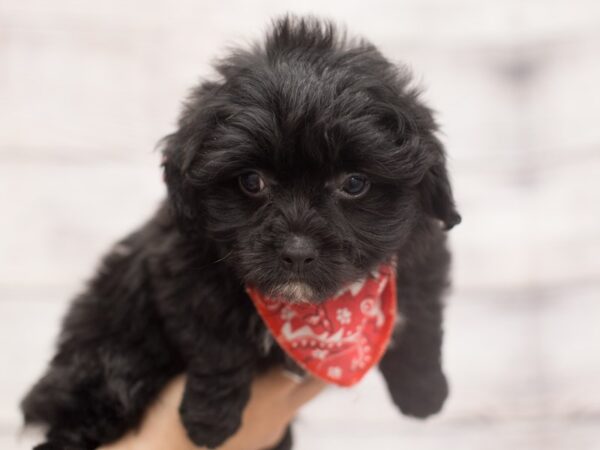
left=287, top=377, right=328, bottom=409
left=254, top=368, right=302, bottom=396
left=154, top=375, right=186, bottom=408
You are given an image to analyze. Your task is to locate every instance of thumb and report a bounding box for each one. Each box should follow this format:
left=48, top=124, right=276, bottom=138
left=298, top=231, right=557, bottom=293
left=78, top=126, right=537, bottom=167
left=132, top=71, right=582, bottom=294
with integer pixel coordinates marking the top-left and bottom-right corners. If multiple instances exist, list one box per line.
left=287, top=376, right=328, bottom=410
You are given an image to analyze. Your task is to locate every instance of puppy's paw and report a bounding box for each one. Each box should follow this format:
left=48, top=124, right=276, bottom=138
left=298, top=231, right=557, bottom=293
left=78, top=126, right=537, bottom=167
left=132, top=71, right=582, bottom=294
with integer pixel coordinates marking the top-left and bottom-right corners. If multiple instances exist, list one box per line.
left=388, top=367, right=448, bottom=419
left=179, top=397, right=242, bottom=449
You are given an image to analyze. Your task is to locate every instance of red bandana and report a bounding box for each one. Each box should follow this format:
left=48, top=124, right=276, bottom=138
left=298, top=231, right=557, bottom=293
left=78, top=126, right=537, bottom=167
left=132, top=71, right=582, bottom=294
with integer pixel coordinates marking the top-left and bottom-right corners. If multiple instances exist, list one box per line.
left=246, top=263, right=397, bottom=387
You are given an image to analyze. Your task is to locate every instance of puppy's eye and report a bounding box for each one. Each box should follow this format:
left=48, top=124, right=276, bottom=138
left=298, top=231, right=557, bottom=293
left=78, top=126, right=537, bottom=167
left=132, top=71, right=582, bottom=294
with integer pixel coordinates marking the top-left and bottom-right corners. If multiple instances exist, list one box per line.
left=239, top=171, right=266, bottom=196
left=340, top=174, right=370, bottom=197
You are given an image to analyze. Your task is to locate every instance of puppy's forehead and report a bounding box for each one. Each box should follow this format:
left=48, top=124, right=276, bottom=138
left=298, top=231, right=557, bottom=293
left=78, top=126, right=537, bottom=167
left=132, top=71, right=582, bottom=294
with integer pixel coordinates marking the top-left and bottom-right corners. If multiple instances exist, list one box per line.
left=221, top=76, right=388, bottom=177
left=225, top=117, right=372, bottom=181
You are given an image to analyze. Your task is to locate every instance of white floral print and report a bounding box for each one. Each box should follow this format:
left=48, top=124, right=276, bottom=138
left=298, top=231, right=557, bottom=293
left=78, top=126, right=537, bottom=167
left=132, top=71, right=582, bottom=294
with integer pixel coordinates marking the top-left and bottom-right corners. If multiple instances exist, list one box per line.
left=336, top=307, right=351, bottom=324
left=327, top=366, right=342, bottom=379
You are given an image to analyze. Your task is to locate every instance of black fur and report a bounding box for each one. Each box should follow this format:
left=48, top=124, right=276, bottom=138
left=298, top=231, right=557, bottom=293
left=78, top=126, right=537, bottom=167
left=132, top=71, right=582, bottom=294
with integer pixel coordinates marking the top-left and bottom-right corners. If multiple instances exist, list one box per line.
left=22, top=15, right=460, bottom=449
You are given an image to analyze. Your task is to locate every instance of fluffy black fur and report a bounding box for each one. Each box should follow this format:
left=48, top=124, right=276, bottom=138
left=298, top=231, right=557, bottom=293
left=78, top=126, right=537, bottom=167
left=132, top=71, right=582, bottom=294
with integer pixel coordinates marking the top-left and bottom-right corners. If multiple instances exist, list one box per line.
left=22, top=16, right=460, bottom=450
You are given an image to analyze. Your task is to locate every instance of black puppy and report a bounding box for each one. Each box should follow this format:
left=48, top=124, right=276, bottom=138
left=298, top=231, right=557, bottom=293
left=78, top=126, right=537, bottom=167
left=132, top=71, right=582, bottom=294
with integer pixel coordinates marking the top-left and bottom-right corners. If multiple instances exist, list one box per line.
left=22, top=16, right=460, bottom=450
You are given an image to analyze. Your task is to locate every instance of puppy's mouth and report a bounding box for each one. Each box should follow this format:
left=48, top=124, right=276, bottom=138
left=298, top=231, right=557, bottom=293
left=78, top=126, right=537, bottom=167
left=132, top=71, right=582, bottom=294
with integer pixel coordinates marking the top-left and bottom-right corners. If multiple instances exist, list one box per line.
left=263, top=274, right=369, bottom=304
left=259, top=261, right=393, bottom=304
left=268, top=281, right=317, bottom=304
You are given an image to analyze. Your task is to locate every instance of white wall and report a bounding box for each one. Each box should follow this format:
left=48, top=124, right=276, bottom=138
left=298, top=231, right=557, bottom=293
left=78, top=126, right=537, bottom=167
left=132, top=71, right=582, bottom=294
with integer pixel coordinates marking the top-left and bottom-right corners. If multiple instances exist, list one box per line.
left=1, top=1, right=599, bottom=449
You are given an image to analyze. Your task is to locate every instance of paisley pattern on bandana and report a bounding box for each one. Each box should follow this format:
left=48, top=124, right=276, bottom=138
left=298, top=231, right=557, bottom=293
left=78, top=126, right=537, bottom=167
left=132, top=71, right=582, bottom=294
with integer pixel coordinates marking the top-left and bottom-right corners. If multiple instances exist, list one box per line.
left=246, top=263, right=397, bottom=387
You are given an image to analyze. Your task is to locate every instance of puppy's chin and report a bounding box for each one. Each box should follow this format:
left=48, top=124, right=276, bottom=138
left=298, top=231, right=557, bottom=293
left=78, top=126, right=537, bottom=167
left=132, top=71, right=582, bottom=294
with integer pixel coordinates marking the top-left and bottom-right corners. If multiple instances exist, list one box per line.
left=268, top=281, right=317, bottom=304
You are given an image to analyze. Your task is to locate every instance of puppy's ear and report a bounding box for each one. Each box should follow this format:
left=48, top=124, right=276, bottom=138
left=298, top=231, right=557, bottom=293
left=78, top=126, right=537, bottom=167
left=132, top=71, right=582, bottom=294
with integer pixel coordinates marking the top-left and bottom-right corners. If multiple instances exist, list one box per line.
left=161, top=132, right=201, bottom=235
left=160, top=82, right=220, bottom=235
left=418, top=137, right=461, bottom=230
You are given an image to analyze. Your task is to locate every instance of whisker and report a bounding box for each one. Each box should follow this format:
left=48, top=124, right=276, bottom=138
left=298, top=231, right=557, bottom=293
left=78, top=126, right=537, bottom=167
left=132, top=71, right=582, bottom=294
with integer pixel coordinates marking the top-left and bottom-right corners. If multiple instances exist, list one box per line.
left=190, top=250, right=233, bottom=272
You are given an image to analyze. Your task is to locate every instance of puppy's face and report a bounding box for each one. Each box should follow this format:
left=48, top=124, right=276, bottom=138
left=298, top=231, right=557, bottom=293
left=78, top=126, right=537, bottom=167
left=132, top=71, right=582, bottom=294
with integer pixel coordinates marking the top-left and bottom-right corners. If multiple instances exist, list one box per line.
left=163, top=18, right=460, bottom=302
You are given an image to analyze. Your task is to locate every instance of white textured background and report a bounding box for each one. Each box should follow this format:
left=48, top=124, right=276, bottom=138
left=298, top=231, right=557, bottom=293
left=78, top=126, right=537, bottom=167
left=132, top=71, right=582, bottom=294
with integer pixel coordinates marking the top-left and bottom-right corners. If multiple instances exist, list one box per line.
left=1, top=1, right=600, bottom=449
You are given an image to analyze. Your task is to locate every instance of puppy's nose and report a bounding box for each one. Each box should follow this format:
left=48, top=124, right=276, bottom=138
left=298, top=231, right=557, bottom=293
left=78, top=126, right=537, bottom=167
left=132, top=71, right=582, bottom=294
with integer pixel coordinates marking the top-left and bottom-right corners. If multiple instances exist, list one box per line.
left=280, top=235, right=318, bottom=271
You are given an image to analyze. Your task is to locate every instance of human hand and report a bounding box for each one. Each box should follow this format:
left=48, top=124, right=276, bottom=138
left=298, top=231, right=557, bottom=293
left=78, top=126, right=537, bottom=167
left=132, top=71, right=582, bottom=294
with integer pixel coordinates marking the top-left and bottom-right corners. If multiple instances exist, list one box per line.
left=100, top=368, right=326, bottom=450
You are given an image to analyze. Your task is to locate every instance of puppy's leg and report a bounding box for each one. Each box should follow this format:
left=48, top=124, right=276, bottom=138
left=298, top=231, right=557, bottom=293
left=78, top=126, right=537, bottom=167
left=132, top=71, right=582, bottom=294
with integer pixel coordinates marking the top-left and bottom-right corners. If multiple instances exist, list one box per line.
left=379, top=233, right=451, bottom=418
left=22, top=341, right=179, bottom=449
left=379, top=321, right=448, bottom=419
left=178, top=349, right=255, bottom=449
left=21, top=219, right=187, bottom=448
left=22, top=289, right=180, bottom=449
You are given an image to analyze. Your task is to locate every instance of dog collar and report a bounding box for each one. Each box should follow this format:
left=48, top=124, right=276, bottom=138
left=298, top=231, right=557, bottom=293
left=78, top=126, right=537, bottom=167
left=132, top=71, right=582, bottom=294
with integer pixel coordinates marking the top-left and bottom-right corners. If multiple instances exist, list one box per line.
left=246, top=263, right=397, bottom=387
